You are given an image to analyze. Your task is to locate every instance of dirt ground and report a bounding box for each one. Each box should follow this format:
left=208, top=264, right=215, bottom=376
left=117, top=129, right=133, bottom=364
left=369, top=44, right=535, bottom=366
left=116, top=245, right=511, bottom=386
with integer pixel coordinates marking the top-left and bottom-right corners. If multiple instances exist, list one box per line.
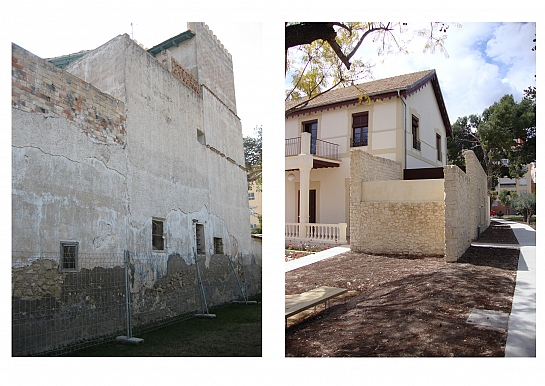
left=285, top=221, right=520, bottom=357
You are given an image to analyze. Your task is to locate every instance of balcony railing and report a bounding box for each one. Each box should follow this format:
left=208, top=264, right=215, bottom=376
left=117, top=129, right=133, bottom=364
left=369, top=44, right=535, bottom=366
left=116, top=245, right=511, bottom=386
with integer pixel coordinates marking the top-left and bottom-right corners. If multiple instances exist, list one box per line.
left=285, top=137, right=339, bottom=160
left=413, top=139, right=421, bottom=151
left=285, top=222, right=347, bottom=245
left=285, top=137, right=301, bottom=157
left=350, top=137, right=368, bottom=147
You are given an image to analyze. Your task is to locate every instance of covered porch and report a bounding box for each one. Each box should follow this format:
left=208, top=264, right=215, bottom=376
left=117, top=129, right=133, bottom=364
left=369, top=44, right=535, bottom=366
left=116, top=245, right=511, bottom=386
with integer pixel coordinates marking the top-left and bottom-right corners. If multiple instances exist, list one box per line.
left=285, top=132, right=347, bottom=245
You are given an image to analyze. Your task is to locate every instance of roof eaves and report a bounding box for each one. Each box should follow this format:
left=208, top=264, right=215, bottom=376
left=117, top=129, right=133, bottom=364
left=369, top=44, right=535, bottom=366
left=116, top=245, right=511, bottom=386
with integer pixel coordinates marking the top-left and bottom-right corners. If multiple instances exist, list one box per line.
left=286, top=88, right=404, bottom=118
left=48, top=52, right=89, bottom=69
left=147, top=30, right=196, bottom=56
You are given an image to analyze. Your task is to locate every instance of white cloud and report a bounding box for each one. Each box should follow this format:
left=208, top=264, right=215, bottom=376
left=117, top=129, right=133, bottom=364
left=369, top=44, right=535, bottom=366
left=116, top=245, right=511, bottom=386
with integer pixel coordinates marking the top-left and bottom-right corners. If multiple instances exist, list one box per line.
left=349, top=22, right=536, bottom=123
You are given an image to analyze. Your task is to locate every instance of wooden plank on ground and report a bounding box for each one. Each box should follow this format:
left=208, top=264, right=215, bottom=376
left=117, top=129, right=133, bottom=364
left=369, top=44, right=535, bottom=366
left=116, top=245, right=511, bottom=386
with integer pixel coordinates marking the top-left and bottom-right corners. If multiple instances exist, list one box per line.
left=285, top=286, right=347, bottom=318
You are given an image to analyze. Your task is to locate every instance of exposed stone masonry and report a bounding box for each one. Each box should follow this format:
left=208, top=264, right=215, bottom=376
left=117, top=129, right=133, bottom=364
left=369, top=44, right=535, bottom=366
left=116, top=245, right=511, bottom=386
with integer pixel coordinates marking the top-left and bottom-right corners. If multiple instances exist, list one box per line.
left=12, top=44, right=126, bottom=146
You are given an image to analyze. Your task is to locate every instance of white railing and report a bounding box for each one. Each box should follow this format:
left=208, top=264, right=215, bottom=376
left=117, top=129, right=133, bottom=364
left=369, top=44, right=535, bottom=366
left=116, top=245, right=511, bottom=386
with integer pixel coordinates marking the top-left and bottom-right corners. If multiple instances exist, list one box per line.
left=285, top=222, right=347, bottom=244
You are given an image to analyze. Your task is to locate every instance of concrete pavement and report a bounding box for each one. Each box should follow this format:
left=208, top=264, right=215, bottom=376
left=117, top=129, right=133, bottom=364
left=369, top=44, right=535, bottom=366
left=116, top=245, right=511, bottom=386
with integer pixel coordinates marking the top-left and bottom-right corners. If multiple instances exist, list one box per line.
left=498, top=219, right=537, bottom=357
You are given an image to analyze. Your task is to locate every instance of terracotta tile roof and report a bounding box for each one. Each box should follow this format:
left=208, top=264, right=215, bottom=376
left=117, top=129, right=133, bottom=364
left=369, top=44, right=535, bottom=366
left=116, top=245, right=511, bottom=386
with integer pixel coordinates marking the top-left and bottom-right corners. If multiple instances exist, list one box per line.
left=286, top=69, right=434, bottom=111
left=286, top=69, right=452, bottom=136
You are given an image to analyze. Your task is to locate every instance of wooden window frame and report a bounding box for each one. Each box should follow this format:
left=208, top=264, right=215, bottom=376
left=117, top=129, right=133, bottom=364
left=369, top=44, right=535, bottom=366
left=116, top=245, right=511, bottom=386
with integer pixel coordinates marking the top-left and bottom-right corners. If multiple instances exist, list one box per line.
left=351, top=112, right=369, bottom=147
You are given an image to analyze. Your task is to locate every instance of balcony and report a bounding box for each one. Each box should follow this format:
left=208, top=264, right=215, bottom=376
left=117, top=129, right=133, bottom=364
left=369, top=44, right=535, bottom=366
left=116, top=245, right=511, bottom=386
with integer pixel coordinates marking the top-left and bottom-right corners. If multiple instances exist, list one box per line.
left=285, top=137, right=339, bottom=160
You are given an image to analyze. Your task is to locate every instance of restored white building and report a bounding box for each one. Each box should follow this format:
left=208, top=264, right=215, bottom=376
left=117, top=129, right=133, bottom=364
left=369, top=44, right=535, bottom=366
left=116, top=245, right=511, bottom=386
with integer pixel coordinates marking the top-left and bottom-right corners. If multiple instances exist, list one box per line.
left=285, top=70, right=452, bottom=244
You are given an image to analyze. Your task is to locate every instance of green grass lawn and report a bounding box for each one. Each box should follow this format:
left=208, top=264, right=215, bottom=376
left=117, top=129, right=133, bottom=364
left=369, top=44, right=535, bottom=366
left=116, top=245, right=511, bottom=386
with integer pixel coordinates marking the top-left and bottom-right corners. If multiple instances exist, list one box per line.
left=67, top=294, right=262, bottom=357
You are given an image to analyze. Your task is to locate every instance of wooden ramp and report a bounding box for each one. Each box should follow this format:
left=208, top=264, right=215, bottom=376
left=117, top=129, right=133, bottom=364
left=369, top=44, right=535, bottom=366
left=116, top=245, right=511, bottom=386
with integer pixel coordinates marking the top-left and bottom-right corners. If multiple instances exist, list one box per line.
left=285, top=286, right=347, bottom=326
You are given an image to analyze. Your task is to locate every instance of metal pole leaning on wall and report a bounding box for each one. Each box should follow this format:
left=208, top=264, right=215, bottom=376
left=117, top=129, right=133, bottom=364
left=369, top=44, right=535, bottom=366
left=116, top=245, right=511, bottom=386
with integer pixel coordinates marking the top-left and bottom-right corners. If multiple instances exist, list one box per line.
left=193, top=248, right=216, bottom=318
left=227, top=253, right=257, bottom=304
left=115, top=250, right=143, bottom=345
left=240, top=252, right=257, bottom=304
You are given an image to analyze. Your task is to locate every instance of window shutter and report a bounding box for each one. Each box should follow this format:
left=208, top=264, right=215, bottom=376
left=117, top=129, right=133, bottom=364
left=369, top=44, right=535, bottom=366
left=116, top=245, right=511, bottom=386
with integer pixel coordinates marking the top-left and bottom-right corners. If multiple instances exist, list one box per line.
left=352, top=112, right=368, bottom=127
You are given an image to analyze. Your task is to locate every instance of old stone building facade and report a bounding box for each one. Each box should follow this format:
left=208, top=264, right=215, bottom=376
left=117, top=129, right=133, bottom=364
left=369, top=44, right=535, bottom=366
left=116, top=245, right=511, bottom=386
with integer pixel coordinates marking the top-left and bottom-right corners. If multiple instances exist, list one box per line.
left=12, top=23, right=260, bottom=355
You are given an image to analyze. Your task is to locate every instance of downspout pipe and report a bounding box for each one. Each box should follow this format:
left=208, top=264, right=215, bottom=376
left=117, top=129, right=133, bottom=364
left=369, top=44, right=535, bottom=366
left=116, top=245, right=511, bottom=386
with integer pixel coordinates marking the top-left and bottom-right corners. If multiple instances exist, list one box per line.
left=397, top=89, right=407, bottom=170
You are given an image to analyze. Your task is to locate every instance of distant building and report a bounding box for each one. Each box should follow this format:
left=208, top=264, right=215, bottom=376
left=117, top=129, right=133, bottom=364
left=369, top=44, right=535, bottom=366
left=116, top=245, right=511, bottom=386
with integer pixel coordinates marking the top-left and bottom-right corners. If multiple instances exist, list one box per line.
left=492, top=163, right=536, bottom=215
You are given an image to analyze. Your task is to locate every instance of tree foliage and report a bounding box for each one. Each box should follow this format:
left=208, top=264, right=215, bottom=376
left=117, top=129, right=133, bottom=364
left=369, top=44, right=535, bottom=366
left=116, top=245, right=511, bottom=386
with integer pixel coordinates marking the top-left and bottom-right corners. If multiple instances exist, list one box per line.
left=285, top=22, right=457, bottom=110
left=243, top=126, right=262, bottom=190
left=511, top=192, right=536, bottom=224
left=498, top=189, right=516, bottom=209
left=447, top=94, right=536, bottom=191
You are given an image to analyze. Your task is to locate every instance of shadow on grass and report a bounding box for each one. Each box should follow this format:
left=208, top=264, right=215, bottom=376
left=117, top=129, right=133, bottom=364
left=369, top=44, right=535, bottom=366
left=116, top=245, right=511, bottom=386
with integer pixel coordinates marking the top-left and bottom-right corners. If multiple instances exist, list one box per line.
left=67, top=294, right=262, bottom=357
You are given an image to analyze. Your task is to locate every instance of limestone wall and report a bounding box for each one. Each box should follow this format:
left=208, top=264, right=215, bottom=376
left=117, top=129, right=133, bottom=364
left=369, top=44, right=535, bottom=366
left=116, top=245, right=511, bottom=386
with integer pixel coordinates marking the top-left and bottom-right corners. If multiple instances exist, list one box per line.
left=351, top=201, right=445, bottom=255
left=443, top=151, right=489, bottom=262
left=349, top=148, right=488, bottom=261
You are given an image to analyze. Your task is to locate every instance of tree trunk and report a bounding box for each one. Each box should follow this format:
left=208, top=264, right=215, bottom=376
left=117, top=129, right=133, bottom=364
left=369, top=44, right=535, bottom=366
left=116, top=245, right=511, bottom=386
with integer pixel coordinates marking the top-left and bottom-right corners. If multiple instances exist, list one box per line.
left=285, top=23, right=338, bottom=50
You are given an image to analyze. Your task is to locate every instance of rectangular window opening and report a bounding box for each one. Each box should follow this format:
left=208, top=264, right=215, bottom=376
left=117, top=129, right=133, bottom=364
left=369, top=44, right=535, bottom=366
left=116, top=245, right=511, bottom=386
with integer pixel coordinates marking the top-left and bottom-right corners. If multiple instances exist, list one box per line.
left=152, top=219, right=165, bottom=250
left=412, top=115, right=421, bottom=150
left=436, top=134, right=441, bottom=161
left=213, top=237, right=223, bottom=255
left=351, top=112, right=368, bottom=147
left=196, top=223, right=205, bottom=255
left=60, top=241, right=78, bottom=271
left=197, top=128, right=206, bottom=145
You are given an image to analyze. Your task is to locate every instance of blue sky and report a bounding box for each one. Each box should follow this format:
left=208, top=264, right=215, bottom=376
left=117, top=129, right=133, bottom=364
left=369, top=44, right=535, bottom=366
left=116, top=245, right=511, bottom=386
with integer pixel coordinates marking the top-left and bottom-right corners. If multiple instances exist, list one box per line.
left=286, top=22, right=536, bottom=124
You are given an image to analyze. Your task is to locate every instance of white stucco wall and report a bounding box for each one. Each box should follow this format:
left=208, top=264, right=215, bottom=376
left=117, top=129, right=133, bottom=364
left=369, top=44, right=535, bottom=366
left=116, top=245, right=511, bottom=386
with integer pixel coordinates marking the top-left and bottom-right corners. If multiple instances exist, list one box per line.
left=405, top=82, right=447, bottom=167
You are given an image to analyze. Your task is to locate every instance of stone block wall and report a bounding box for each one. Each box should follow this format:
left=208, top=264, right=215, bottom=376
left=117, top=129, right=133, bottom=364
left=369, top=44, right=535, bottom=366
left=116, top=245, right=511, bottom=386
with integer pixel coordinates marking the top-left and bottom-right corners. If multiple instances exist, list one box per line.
left=350, top=148, right=403, bottom=204
left=12, top=251, right=261, bottom=355
left=464, top=150, right=490, bottom=239
left=443, top=165, right=472, bottom=262
left=351, top=201, right=445, bottom=255
left=443, top=151, right=489, bottom=262
left=350, top=150, right=444, bottom=255
left=350, top=149, right=488, bottom=262
left=12, top=44, right=126, bottom=146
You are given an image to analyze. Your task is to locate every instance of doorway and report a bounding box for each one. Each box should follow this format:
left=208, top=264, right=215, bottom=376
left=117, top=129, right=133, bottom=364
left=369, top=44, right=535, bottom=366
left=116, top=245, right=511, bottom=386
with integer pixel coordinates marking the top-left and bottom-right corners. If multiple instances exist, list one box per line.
left=298, top=189, right=316, bottom=223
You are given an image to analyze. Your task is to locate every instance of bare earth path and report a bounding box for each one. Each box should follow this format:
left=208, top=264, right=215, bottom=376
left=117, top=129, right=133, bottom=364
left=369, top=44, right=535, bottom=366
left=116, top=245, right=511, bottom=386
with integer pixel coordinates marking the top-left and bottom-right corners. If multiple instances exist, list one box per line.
left=285, top=221, right=519, bottom=357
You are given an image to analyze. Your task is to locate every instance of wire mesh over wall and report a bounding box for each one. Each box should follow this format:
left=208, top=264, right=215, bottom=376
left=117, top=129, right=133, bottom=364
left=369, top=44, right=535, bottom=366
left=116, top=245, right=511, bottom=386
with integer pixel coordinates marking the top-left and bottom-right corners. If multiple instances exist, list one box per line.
left=12, top=251, right=260, bottom=356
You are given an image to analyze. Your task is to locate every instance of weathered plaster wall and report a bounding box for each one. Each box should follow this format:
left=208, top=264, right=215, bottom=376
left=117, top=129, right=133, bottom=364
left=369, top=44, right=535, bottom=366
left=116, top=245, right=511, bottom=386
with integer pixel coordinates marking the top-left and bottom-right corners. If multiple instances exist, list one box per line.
left=12, top=44, right=128, bottom=254
left=65, top=35, right=252, bottom=261
left=12, top=28, right=258, bottom=355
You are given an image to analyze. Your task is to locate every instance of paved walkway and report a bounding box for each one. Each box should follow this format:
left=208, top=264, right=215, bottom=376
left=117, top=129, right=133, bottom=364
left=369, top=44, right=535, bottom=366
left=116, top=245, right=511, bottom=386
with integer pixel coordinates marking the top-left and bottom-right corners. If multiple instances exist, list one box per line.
left=285, top=219, right=536, bottom=356
left=285, top=245, right=350, bottom=272
left=492, top=219, right=536, bottom=357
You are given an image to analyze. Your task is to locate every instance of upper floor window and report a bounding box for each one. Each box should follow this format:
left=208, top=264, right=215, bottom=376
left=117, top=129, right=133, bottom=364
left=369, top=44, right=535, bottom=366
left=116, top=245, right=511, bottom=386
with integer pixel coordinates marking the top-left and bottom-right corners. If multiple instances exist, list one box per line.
left=351, top=112, right=368, bottom=147
left=412, top=115, right=421, bottom=150
left=436, top=134, right=441, bottom=161
left=248, top=192, right=255, bottom=200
